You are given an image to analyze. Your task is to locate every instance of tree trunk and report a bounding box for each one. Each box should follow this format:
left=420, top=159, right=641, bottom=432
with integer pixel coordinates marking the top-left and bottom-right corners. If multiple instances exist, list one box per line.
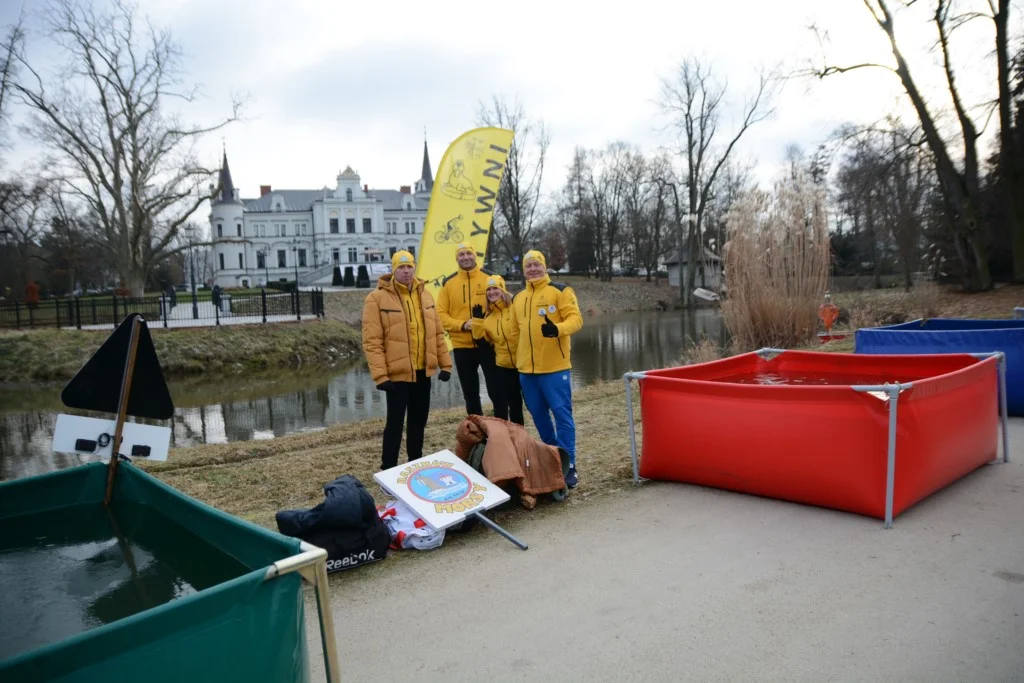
left=127, top=272, right=146, bottom=298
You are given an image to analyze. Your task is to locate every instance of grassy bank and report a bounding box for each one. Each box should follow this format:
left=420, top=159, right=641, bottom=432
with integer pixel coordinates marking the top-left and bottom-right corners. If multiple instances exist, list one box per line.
left=0, top=319, right=362, bottom=383
left=144, top=381, right=635, bottom=530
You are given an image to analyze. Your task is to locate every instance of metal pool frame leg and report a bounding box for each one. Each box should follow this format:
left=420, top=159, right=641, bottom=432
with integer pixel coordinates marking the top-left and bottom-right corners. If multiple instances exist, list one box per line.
left=970, top=351, right=1010, bottom=464
left=852, top=382, right=911, bottom=529
left=883, top=385, right=901, bottom=529
left=999, top=353, right=1010, bottom=464
left=265, top=542, right=341, bottom=683
left=623, top=372, right=646, bottom=484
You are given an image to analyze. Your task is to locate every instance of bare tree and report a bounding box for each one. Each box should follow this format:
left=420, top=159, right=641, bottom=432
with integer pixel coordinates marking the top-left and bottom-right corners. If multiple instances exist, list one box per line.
left=660, top=56, right=776, bottom=306
left=477, top=96, right=550, bottom=263
left=991, top=0, right=1024, bottom=280
left=10, top=0, right=240, bottom=295
left=0, top=11, right=26, bottom=152
left=586, top=142, right=630, bottom=281
left=0, top=178, right=49, bottom=290
left=813, top=0, right=1013, bottom=290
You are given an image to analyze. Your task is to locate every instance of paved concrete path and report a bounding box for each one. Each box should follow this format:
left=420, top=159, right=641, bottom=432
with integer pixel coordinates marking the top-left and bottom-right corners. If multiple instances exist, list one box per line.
left=307, top=420, right=1024, bottom=682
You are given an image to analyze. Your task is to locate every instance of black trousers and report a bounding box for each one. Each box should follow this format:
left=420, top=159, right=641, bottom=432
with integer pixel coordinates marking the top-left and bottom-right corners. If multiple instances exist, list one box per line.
left=381, top=370, right=431, bottom=470
left=492, top=365, right=524, bottom=425
left=453, top=346, right=499, bottom=416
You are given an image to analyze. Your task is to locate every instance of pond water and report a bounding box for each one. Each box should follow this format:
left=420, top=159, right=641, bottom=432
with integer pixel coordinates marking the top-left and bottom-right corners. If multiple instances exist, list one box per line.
left=0, top=309, right=725, bottom=481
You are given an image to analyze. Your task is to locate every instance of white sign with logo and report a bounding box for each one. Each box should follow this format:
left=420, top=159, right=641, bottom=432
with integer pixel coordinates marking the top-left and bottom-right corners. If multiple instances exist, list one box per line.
left=374, top=450, right=509, bottom=531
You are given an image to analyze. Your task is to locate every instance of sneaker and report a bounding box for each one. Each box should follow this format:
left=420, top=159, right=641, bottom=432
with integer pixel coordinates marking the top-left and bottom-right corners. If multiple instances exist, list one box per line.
left=565, top=466, right=578, bottom=489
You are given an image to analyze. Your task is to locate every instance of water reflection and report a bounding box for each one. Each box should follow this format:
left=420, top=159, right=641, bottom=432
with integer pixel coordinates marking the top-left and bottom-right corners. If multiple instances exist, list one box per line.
left=0, top=309, right=723, bottom=480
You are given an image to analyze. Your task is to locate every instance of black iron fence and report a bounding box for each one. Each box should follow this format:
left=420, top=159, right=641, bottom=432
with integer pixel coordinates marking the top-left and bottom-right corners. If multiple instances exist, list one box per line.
left=0, top=288, right=326, bottom=330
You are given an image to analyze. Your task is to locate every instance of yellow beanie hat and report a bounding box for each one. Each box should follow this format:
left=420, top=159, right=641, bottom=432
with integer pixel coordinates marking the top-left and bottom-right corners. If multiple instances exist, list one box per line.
left=485, top=274, right=507, bottom=293
left=523, top=250, right=547, bottom=269
left=391, top=250, right=415, bottom=270
left=455, top=242, right=476, bottom=257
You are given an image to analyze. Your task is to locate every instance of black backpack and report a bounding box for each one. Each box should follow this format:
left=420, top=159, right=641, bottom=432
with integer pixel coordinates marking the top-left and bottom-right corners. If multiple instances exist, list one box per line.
left=275, top=475, right=389, bottom=572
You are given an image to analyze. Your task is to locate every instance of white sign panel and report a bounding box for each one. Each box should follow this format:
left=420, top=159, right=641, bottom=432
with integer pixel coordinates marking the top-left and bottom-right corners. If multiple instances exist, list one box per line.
left=52, top=414, right=172, bottom=462
left=374, top=449, right=509, bottom=531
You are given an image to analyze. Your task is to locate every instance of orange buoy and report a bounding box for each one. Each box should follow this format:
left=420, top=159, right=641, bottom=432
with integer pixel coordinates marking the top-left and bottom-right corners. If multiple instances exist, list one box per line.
left=818, top=293, right=839, bottom=333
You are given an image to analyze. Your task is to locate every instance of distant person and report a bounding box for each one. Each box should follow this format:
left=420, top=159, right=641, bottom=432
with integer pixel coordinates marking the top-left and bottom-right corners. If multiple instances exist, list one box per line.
left=362, top=250, right=452, bottom=470
left=511, top=250, right=584, bottom=488
left=472, top=274, right=523, bottom=425
left=437, top=243, right=499, bottom=416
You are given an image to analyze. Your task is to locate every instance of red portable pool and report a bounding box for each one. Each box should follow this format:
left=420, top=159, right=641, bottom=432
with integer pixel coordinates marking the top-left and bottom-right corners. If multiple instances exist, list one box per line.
left=624, top=349, right=1009, bottom=526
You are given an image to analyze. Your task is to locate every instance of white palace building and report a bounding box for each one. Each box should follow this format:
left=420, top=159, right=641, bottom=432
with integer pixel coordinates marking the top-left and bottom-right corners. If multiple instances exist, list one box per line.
left=208, top=144, right=434, bottom=288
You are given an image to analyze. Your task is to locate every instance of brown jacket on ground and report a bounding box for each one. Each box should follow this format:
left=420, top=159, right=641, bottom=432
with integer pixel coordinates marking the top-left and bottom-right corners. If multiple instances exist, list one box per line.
left=362, top=275, right=452, bottom=384
left=454, top=416, right=566, bottom=508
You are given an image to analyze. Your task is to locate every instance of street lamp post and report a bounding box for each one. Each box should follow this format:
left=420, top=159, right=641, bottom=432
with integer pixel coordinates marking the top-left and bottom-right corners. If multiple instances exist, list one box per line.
left=291, top=239, right=300, bottom=287
left=190, top=234, right=199, bottom=319
left=259, top=248, right=268, bottom=286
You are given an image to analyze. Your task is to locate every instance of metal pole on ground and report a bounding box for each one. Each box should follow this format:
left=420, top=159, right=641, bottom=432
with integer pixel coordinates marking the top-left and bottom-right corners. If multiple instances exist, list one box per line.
left=261, top=288, right=267, bottom=324
left=471, top=511, right=528, bottom=550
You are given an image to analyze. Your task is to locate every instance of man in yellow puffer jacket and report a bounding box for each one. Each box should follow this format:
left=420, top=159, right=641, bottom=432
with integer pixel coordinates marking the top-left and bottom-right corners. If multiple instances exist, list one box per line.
left=511, top=250, right=584, bottom=488
left=472, top=274, right=523, bottom=425
left=362, top=250, right=452, bottom=470
left=436, top=243, right=499, bottom=417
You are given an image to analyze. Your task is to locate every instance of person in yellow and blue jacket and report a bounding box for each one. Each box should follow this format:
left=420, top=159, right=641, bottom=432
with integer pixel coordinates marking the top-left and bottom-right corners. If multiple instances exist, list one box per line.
left=362, top=250, right=451, bottom=470
left=436, top=242, right=499, bottom=417
left=472, top=274, right=524, bottom=425
left=511, top=250, right=584, bottom=488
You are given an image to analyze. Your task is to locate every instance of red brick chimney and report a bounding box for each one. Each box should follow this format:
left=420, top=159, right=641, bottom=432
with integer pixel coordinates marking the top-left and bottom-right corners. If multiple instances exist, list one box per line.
left=260, top=185, right=272, bottom=197
left=364, top=184, right=369, bottom=192
left=400, top=185, right=411, bottom=194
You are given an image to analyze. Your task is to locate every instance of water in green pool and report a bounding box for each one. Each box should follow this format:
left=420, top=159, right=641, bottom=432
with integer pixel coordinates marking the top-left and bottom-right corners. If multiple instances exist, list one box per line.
left=0, top=501, right=251, bottom=661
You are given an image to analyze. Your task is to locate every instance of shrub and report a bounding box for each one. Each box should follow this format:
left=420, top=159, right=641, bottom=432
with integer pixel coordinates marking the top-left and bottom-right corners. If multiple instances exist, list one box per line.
left=721, top=172, right=831, bottom=350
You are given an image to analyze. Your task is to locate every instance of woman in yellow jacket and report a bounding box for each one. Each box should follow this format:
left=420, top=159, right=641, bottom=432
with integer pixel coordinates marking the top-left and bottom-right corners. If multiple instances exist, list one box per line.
left=472, top=274, right=524, bottom=425
left=511, top=250, right=584, bottom=488
left=362, top=250, right=452, bottom=470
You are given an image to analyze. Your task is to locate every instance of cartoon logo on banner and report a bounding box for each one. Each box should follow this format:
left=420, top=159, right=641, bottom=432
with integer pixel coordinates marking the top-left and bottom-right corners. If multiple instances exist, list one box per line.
left=397, top=459, right=489, bottom=514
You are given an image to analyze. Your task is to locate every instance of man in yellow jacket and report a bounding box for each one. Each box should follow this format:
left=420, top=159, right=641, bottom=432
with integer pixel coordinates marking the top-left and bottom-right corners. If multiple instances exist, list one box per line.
left=362, top=250, right=452, bottom=470
left=511, top=250, right=584, bottom=488
left=436, top=242, right=499, bottom=416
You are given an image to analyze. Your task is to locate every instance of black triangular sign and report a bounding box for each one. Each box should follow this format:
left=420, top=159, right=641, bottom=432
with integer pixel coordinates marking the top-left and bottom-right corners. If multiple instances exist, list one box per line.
left=61, top=313, right=175, bottom=420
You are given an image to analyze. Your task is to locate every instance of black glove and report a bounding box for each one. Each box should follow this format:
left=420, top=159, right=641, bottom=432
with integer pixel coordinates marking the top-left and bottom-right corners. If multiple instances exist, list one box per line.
left=438, top=370, right=451, bottom=382
left=541, top=314, right=559, bottom=338
left=376, top=380, right=394, bottom=392
left=472, top=304, right=485, bottom=319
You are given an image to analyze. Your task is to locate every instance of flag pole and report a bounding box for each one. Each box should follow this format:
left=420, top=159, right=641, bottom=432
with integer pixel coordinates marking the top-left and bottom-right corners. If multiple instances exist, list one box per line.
left=103, top=315, right=143, bottom=507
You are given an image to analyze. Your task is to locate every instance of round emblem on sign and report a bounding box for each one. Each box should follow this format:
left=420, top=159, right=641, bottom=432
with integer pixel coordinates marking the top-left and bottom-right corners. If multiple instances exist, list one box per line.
left=407, top=467, right=471, bottom=503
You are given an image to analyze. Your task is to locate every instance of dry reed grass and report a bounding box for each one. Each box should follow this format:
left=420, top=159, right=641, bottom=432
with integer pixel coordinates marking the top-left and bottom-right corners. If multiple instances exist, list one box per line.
left=680, top=337, right=724, bottom=366
left=721, top=174, right=831, bottom=350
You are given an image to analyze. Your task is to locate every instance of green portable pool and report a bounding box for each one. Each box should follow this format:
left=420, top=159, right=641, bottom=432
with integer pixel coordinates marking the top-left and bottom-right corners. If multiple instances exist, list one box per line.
left=0, top=461, right=339, bottom=682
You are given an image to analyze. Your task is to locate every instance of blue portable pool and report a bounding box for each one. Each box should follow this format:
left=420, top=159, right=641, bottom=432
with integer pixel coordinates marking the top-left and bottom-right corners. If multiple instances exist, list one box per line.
left=856, top=318, right=1024, bottom=415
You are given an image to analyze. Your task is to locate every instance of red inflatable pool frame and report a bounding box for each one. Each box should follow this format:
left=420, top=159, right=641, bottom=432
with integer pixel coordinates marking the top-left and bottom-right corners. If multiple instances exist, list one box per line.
left=624, top=349, right=1009, bottom=527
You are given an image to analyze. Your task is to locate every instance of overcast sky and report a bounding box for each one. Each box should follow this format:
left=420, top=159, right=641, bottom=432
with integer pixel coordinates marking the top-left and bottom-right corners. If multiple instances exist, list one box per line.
left=1, top=0, right=1014, bottom=206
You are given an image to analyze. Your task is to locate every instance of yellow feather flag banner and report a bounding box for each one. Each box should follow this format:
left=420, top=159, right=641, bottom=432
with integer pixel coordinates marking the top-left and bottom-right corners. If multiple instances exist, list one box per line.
left=416, top=127, right=515, bottom=346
